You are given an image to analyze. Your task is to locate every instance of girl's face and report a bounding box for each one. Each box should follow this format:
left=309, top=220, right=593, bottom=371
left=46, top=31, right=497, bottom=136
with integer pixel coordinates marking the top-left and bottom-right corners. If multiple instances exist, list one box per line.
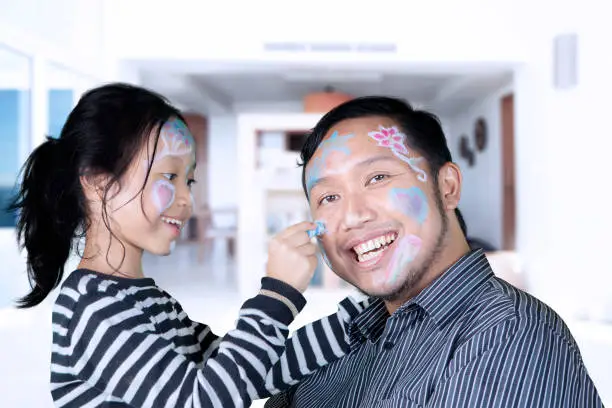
left=107, top=117, right=197, bottom=256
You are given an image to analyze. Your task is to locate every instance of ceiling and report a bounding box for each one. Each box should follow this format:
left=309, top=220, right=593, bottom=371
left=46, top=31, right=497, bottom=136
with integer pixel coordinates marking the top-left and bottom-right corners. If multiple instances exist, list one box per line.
left=135, top=61, right=514, bottom=118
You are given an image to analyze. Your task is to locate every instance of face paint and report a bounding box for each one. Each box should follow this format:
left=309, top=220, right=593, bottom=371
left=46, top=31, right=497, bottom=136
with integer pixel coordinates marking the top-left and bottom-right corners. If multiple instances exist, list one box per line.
left=384, top=187, right=429, bottom=284
left=155, top=118, right=196, bottom=163
left=388, top=187, right=429, bottom=225
left=152, top=179, right=176, bottom=214
left=385, top=235, right=422, bottom=283
left=169, top=240, right=177, bottom=253
left=306, top=131, right=354, bottom=193
left=368, top=125, right=427, bottom=182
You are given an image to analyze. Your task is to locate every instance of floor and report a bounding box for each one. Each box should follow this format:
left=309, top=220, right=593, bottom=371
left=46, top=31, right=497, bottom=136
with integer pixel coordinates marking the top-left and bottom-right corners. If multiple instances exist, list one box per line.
left=1, top=241, right=610, bottom=406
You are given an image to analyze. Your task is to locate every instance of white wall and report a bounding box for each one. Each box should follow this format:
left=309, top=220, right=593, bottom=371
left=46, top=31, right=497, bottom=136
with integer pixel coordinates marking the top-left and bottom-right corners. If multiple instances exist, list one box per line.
left=0, top=0, right=109, bottom=80
left=208, top=116, right=238, bottom=215
left=446, top=84, right=513, bottom=249
left=104, top=0, right=525, bottom=64
left=508, top=3, right=612, bottom=400
left=507, top=0, right=612, bottom=322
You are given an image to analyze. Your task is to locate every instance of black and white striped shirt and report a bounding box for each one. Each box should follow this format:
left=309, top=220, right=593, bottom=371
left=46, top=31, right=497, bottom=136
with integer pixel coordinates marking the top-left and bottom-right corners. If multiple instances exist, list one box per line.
left=266, top=250, right=604, bottom=407
left=50, top=269, right=368, bottom=407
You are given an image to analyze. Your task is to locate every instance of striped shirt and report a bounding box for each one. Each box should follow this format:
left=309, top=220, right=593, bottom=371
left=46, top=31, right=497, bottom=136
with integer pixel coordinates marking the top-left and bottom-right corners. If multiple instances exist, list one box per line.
left=266, top=250, right=604, bottom=407
left=50, top=269, right=369, bottom=407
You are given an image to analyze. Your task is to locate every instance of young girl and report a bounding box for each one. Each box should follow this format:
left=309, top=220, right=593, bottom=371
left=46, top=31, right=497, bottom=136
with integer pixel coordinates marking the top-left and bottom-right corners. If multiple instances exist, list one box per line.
left=10, top=83, right=368, bottom=407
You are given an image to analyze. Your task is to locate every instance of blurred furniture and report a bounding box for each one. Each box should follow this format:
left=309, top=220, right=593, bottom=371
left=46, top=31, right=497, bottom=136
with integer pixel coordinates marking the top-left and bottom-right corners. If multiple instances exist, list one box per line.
left=303, top=87, right=353, bottom=113
left=195, top=205, right=237, bottom=263
left=468, top=236, right=497, bottom=252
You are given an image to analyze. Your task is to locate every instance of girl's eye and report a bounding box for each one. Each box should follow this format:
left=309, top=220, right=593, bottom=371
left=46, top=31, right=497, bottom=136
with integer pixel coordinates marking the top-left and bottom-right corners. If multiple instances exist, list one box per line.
left=319, top=195, right=339, bottom=206
left=187, top=179, right=197, bottom=188
left=368, top=174, right=389, bottom=185
left=163, top=173, right=177, bottom=181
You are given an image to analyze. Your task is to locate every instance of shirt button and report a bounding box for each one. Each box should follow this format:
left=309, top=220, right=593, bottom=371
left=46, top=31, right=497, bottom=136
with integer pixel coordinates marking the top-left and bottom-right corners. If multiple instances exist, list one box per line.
left=383, top=341, right=394, bottom=350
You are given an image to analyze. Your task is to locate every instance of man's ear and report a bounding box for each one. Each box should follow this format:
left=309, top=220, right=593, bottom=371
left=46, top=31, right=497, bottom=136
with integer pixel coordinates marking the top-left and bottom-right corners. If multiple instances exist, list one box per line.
left=437, top=162, right=462, bottom=211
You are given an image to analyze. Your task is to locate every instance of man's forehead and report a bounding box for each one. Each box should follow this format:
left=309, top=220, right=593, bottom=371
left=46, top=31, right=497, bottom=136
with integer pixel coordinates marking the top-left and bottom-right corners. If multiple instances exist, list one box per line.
left=325, top=116, right=397, bottom=135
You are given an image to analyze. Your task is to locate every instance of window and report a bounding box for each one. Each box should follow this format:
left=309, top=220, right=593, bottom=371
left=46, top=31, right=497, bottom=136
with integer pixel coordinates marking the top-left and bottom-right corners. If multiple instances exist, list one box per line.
left=0, top=46, right=31, bottom=228
left=47, top=63, right=77, bottom=138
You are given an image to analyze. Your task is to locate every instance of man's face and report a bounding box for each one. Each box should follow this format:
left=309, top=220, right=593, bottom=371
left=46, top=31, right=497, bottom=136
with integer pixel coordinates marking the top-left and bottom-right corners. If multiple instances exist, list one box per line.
left=305, top=116, right=448, bottom=300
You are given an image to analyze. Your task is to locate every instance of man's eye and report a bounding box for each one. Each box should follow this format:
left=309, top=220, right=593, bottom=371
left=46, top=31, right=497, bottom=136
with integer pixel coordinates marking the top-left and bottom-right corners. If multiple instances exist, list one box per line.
left=319, top=195, right=339, bottom=206
left=369, top=174, right=389, bottom=184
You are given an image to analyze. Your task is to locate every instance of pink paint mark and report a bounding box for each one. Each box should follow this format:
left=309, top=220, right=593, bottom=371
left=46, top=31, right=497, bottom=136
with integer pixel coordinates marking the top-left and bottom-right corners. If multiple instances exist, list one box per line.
left=152, top=179, right=175, bottom=214
left=386, top=234, right=422, bottom=284
left=368, top=125, right=426, bottom=182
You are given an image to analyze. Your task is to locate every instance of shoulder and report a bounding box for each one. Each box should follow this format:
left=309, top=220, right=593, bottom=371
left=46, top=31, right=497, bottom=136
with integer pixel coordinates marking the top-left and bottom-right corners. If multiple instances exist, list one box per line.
left=53, top=270, right=159, bottom=337
left=456, top=277, right=581, bottom=360
left=489, top=278, right=576, bottom=343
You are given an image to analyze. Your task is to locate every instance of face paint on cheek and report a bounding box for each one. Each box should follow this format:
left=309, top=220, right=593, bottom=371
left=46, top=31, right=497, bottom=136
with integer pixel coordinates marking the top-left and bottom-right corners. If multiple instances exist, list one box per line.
left=389, top=187, right=429, bottom=225
left=151, top=179, right=176, bottom=214
left=385, top=235, right=422, bottom=284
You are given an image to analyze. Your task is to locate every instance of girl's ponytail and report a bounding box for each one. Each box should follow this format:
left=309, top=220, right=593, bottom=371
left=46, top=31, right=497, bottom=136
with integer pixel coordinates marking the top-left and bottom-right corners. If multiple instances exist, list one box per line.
left=9, top=137, right=84, bottom=308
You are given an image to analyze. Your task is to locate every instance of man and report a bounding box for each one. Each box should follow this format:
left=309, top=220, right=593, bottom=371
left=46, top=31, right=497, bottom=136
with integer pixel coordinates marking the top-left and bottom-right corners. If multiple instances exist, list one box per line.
left=266, top=97, right=603, bottom=407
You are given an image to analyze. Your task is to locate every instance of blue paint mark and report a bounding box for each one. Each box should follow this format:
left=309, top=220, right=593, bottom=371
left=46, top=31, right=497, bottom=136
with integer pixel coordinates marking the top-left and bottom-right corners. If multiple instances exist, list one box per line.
left=306, top=156, right=324, bottom=193
left=318, top=130, right=353, bottom=156
left=306, top=131, right=354, bottom=193
left=308, top=220, right=327, bottom=238
left=389, top=187, right=429, bottom=225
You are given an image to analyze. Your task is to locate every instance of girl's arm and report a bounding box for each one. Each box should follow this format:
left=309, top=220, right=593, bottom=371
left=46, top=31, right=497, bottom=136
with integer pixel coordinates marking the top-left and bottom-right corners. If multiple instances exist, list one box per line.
left=178, top=295, right=370, bottom=399
left=51, top=278, right=305, bottom=408
left=261, top=296, right=370, bottom=397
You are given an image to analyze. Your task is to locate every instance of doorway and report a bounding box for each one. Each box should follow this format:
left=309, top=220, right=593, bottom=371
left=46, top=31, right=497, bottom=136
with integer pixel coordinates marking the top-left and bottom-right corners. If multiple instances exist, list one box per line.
left=501, top=94, right=516, bottom=250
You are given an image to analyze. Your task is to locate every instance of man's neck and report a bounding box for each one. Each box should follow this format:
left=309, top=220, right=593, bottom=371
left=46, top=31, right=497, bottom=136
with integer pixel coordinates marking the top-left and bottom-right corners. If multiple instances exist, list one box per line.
left=383, top=236, right=471, bottom=314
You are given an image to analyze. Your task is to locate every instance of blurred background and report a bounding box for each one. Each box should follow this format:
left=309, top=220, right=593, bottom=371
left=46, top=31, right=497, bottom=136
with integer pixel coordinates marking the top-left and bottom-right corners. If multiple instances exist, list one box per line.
left=1, top=0, right=611, bottom=406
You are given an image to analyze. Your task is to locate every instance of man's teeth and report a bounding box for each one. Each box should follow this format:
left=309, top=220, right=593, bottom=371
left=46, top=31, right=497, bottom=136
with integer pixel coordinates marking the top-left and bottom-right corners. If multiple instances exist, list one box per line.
left=353, top=233, right=397, bottom=262
left=161, top=217, right=183, bottom=227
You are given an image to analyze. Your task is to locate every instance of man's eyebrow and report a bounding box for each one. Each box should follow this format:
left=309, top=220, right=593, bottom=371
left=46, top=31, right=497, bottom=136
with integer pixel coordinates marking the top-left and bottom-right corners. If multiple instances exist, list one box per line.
left=307, top=176, right=328, bottom=193
left=354, top=155, right=399, bottom=168
left=307, top=155, right=398, bottom=193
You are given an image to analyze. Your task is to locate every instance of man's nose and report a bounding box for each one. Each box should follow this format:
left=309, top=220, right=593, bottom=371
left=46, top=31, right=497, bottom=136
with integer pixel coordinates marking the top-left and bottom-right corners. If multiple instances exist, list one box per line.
left=340, top=194, right=375, bottom=231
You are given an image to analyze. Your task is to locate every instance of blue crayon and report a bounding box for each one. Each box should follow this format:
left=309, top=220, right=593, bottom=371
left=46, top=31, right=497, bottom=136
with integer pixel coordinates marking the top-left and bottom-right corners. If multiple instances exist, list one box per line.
left=308, top=220, right=327, bottom=238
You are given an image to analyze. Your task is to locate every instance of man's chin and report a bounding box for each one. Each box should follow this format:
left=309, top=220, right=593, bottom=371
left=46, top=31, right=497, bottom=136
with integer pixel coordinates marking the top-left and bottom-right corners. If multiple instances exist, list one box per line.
left=354, top=281, right=409, bottom=302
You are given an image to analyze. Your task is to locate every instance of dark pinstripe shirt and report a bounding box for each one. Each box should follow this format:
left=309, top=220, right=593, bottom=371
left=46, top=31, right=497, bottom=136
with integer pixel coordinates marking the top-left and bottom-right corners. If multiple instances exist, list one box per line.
left=266, top=250, right=603, bottom=407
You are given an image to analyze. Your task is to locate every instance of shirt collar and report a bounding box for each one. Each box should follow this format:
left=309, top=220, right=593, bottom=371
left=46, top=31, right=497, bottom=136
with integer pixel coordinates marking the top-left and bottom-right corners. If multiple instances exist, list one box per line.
left=348, top=298, right=388, bottom=349
left=349, top=249, right=494, bottom=347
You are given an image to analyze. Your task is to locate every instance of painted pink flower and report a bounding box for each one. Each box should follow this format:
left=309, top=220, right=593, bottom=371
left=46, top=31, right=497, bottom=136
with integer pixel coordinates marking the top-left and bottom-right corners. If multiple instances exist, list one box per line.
left=368, top=126, right=409, bottom=155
